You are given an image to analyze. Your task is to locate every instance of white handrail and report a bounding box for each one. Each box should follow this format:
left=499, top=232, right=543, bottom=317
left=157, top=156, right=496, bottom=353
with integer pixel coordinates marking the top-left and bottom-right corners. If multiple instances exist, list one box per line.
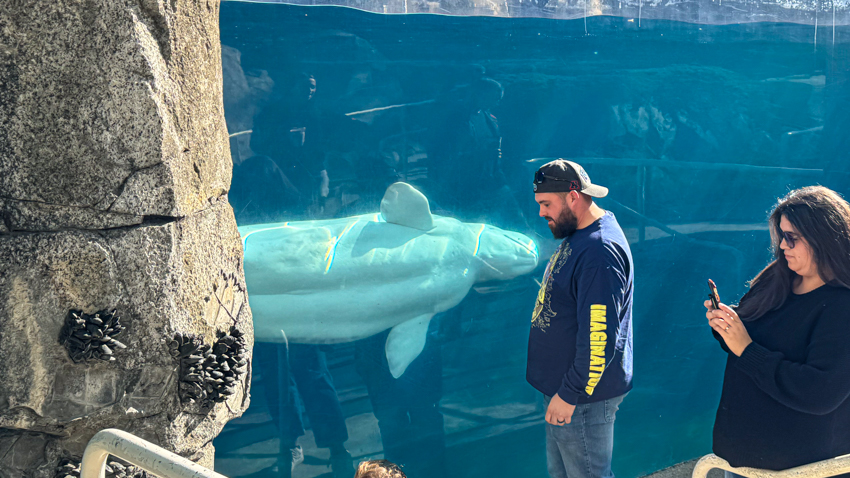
left=80, top=429, right=228, bottom=478
left=692, top=453, right=850, bottom=478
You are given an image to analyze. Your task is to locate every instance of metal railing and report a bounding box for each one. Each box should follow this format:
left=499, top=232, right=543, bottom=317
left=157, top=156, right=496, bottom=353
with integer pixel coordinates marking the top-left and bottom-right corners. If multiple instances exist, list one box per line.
left=692, top=453, right=850, bottom=478
left=80, top=429, right=228, bottom=478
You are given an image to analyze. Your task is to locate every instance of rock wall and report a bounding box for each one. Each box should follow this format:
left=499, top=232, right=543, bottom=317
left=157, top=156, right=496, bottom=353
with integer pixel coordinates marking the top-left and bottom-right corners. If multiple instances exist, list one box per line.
left=0, top=1, right=252, bottom=476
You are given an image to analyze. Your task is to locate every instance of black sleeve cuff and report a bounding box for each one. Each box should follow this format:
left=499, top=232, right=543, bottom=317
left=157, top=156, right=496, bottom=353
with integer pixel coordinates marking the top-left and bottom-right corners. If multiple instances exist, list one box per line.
left=735, top=341, right=771, bottom=378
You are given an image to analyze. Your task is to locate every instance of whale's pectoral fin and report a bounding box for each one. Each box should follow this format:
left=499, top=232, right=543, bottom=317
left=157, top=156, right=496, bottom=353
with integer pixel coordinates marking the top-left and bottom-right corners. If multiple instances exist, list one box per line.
left=380, top=182, right=434, bottom=231
left=385, top=314, right=434, bottom=379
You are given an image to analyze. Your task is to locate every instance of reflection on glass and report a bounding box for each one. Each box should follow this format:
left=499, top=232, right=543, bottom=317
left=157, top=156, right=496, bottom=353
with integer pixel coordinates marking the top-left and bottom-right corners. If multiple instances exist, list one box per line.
left=224, top=0, right=850, bottom=26
left=215, top=3, right=850, bottom=477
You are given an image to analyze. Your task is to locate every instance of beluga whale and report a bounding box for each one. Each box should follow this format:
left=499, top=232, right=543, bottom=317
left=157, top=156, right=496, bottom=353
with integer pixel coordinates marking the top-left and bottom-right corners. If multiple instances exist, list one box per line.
left=239, top=182, right=539, bottom=378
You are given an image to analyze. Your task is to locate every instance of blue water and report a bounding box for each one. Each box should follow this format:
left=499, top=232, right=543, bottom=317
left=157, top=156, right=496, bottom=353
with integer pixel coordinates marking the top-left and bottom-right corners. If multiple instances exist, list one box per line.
left=215, top=3, right=850, bottom=477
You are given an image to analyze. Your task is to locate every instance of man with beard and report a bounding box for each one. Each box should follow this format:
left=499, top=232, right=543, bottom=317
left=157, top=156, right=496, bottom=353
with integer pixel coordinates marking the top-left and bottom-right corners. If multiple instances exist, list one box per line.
left=527, top=159, right=634, bottom=478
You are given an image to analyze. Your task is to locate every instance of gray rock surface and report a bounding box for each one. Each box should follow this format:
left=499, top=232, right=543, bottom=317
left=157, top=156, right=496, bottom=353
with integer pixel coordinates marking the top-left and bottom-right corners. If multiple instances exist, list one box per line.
left=0, top=0, right=231, bottom=230
left=0, top=0, right=252, bottom=476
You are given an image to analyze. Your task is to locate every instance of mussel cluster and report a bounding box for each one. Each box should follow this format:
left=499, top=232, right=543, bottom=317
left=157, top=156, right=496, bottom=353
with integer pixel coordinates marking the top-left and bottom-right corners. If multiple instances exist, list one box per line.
left=103, top=460, right=152, bottom=478
left=58, top=309, right=127, bottom=363
left=169, top=326, right=248, bottom=409
left=55, top=458, right=80, bottom=478
left=55, top=458, right=150, bottom=478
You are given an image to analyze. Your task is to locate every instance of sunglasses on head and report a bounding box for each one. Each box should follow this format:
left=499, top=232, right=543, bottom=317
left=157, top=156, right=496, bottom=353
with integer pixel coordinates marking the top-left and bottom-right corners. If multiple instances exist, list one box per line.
left=781, top=230, right=799, bottom=249
left=534, top=170, right=582, bottom=191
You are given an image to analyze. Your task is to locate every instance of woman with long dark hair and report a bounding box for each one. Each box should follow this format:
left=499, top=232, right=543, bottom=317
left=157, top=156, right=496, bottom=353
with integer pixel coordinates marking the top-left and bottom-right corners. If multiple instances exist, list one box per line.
left=705, top=186, right=850, bottom=477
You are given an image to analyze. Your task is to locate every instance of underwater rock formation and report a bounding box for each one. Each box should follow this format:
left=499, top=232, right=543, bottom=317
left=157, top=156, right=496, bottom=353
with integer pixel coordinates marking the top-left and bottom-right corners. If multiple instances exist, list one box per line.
left=221, top=45, right=274, bottom=165
left=0, top=0, right=252, bottom=476
left=240, top=182, right=538, bottom=378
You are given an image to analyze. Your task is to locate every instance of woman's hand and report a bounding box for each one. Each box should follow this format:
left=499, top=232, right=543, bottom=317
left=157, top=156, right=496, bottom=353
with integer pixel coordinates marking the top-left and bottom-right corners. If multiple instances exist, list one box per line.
left=704, top=300, right=753, bottom=357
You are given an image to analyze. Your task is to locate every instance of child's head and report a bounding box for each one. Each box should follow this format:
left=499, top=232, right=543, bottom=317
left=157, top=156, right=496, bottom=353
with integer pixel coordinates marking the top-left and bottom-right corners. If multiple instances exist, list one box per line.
left=353, top=459, right=407, bottom=478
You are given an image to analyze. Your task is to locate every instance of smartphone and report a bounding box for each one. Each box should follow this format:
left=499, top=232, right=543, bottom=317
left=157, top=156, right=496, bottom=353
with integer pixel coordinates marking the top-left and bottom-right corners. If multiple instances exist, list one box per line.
left=707, top=279, right=720, bottom=310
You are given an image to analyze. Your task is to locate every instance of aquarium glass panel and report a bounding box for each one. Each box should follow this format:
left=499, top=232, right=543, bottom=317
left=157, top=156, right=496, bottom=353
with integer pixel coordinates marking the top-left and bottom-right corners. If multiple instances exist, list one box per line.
left=214, top=3, right=850, bottom=477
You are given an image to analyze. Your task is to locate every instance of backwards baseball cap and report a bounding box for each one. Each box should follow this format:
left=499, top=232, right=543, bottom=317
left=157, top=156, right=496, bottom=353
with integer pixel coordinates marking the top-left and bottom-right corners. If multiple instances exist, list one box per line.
left=532, top=159, right=608, bottom=198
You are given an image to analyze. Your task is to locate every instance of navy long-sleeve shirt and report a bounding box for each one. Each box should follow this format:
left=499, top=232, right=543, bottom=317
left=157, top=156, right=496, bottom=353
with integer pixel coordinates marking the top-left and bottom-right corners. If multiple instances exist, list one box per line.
left=713, top=284, right=850, bottom=474
left=527, top=212, right=634, bottom=405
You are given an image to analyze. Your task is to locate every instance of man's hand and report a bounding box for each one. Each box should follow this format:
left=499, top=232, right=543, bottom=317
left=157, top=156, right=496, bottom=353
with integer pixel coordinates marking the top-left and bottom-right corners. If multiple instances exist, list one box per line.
left=546, top=393, right=576, bottom=426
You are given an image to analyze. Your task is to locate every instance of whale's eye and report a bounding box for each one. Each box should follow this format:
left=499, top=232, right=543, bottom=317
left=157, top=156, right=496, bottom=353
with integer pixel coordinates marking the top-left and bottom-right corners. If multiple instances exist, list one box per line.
left=504, top=234, right=537, bottom=256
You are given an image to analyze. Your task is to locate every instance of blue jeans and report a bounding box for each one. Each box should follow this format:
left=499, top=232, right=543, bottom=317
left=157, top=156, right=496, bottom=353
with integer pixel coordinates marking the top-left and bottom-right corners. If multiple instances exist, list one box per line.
left=544, top=393, right=627, bottom=478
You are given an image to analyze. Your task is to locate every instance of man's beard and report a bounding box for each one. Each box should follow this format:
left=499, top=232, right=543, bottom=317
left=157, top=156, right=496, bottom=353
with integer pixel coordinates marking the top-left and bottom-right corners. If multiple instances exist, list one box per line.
left=546, top=205, right=578, bottom=239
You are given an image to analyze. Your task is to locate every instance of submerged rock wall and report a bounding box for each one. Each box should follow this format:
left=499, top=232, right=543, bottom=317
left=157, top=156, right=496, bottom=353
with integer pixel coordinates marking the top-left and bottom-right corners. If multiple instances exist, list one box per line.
left=0, top=1, right=252, bottom=476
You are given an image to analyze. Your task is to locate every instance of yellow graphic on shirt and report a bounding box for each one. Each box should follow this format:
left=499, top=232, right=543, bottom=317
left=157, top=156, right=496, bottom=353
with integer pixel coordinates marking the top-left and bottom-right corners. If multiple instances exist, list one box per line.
left=531, top=243, right=571, bottom=331
left=586, top=304, right=607, bottom=395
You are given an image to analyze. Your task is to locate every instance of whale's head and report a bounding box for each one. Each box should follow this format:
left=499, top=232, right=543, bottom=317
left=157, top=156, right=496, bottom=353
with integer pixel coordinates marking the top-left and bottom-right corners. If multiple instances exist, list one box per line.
left=470, top=225, right=539, bottom=282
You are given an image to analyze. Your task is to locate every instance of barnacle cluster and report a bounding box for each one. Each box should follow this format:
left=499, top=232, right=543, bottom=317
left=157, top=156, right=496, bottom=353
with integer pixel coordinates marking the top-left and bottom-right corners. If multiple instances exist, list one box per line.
left=58, top=309, right=127, bottom=363
left=55, top=458, right=150, bottom=478
left=169, top=327, right=248, bottom=409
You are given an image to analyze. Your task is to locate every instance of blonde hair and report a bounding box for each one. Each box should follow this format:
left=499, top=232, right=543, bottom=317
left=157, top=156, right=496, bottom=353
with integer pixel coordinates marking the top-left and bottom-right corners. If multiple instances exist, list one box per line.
left=353, top=459, right=406, bottom=478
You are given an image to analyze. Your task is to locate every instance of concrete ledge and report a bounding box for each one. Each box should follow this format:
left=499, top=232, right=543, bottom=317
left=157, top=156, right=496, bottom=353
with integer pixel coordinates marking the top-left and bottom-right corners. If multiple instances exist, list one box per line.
left=641, top=458, right=724, bottom=478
